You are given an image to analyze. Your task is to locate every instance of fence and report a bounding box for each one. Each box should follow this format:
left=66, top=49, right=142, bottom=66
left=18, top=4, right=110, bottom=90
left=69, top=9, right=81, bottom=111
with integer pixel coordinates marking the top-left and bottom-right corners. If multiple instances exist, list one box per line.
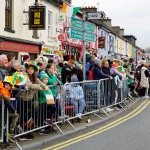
left=0, top=78, right=134, bottom=143
left=0, top=94, right=4, bottom=143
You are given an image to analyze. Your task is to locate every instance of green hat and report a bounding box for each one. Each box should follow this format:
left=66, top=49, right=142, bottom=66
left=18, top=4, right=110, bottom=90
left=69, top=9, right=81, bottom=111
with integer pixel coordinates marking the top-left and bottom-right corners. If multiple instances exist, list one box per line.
left=86, top=54, right=92, bottom=60
left=24, top=61, right=38, bottom=71
left=40, top=72, right=48, bottom=81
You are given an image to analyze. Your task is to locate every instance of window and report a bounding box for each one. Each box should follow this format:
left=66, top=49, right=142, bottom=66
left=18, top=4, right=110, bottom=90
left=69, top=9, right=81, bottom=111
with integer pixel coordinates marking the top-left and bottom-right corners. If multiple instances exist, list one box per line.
left=48, top=11, right=53, bottom=37
left=5, top=0, right=12, bottom=29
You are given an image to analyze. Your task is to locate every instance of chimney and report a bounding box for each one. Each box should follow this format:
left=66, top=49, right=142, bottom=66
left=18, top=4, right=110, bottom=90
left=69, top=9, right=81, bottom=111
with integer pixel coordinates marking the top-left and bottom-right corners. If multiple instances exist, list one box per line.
left=120, top=28, right=124, bottom=36
left=102, top=18, right=112, bottom=28
left=112, top=26, right=124, bottom=36
left=80, top=6, right=97, bottom=13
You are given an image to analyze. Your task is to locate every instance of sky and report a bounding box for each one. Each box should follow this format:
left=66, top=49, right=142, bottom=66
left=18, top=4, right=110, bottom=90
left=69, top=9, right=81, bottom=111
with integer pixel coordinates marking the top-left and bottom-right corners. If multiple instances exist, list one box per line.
left=72, top=0, right=150, bottom=49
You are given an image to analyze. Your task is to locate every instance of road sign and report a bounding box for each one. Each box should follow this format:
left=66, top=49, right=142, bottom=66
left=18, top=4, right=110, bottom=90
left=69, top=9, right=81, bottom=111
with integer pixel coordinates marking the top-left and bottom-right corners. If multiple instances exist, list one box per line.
left=70, top=28, right=83, bottom=41
left=71, top=17, right=83, bottom=29
left=86, top=33, right=95, bottom=42
left=87, top=11, right=105, bottom=20
left=70, top=28, right=95, bottom=42
left=70, top=18, right=96, bottom=42
left=85, top=22, right=95, bottom=33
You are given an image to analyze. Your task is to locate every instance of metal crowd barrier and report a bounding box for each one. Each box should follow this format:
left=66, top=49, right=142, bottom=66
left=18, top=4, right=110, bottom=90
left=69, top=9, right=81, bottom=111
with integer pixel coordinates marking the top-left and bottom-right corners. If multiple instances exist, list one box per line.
left=3, top=77, right=133, bottom=138
left=0, top=94, right=4, bottom=143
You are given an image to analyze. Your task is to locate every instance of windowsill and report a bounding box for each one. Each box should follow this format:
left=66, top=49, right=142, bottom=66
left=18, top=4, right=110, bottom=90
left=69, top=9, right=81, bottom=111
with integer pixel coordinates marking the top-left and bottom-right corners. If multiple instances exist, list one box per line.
left=4, top=28, right=15, bottom=33
left=32, top=35, right=39, bottom=39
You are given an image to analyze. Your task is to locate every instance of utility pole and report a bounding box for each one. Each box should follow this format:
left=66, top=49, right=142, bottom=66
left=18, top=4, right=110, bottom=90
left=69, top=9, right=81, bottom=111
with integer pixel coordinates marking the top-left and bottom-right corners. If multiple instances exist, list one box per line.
left=82, top=12, right=86, bottom=81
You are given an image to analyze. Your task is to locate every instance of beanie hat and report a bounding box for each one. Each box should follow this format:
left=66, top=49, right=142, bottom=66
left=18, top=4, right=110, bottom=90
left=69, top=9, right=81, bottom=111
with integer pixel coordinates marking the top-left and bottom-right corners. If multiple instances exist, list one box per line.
left=40, top=73, right=48, bottom=81
left=94, top=59, right=101, bottom=66
left=23, top=54, right=30, bottom=61
left=117, top=66, right=124, bottom=72
left=86, top=54, right=92, bottom=60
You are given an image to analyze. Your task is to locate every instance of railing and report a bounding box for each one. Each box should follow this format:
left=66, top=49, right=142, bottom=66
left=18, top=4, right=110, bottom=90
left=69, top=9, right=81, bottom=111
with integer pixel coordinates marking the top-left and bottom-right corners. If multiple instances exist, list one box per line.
left=1, top=77, right=134, bottom=142
left=0, top=94, right=4, bottom=143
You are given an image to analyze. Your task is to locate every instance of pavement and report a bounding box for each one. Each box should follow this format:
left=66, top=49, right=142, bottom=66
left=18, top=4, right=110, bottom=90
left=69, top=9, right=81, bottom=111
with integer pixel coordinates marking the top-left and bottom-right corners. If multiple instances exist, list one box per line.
left=2, top=97, right=143, bottom=150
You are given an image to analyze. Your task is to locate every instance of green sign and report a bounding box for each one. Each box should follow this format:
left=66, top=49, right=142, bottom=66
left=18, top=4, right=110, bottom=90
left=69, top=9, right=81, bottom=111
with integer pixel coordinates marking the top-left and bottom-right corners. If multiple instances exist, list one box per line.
left=70, top=18, right=96, bottom=42
left=70, top=28, right=83, bottom=41
left=86, top=33, right=95, bottom=42
left=85, top=22, right=95, bottom=33
left=71, top=18, right=83, bottom=29
left=70, top=29, right=95, bottom=42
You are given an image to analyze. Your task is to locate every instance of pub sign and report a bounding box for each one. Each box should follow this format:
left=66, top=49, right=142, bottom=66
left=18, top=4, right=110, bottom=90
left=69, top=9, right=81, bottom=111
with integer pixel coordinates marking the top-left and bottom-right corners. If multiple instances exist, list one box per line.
left=98, top=37, right=105, bottom=49
left=29, top=6, right=46, bottom=30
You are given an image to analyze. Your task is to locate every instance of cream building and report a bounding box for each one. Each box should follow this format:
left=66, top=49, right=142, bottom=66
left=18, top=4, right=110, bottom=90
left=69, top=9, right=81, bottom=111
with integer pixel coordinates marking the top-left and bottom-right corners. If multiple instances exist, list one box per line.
left=0, top=0, right=62, bottom=60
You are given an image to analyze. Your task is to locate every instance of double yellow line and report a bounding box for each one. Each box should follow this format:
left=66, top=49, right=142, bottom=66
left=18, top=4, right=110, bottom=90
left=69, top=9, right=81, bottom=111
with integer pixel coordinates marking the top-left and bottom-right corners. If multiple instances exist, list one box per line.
left=43, top=100, right=150, bottom=150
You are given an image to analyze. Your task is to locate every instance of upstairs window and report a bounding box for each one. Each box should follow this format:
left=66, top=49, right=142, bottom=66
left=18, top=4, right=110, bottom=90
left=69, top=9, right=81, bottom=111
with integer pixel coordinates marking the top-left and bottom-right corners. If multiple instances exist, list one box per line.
left=48, top=11, right=53, bottom=38
left=5, top=0, right=12, bottom=29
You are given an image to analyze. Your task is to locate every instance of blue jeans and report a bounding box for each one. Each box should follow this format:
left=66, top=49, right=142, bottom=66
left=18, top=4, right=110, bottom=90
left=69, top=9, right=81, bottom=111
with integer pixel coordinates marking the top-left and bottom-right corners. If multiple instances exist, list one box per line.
left=68, top=98, right=85, bottom=115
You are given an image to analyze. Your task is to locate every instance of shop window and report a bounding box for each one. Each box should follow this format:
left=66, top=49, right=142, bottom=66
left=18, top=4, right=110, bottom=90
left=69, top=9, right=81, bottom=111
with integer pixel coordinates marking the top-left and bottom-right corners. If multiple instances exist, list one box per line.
left=32, top=30, right=39, bottom=39
left=48, top=11, right=53, bottom=38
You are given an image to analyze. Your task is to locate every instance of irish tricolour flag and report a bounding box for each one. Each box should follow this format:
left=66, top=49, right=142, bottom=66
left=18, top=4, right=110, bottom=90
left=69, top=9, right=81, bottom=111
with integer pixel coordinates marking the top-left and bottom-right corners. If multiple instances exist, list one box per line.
left=62, top=2, right=80, bottom=18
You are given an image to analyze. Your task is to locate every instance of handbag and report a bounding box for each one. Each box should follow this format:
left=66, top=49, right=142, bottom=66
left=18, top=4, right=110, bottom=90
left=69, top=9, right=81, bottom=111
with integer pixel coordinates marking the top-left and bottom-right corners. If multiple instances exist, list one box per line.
left=46, top=93, right=55, bottom=105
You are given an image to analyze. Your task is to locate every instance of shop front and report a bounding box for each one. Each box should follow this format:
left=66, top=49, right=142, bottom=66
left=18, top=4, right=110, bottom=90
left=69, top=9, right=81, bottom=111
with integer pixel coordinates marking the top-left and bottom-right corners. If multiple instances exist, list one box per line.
left=0, top=39, right=41, bottom=62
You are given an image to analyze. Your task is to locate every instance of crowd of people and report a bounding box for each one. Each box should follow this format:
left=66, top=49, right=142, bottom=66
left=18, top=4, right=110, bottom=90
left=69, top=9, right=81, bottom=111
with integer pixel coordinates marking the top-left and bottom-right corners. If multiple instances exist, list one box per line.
left=0, top=50, right=149, bottom=147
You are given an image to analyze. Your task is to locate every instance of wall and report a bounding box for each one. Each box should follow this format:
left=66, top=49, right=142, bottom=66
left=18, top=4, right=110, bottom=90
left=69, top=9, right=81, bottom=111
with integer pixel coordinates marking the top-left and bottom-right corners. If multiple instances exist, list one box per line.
left=98, top=27, right=109, bottom=58
left=0, top=0, right=60, bottom=50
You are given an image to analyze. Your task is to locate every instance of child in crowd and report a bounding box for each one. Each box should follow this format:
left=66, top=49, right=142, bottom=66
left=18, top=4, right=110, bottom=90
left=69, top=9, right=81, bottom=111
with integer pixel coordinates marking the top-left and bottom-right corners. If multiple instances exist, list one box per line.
left=19, top=61, right=49, bottom=140
left=38, top=73, right=57, bottom=135
left=64, top=74, right=86, bottom=119
left=0, top=76, right=19, bottom=145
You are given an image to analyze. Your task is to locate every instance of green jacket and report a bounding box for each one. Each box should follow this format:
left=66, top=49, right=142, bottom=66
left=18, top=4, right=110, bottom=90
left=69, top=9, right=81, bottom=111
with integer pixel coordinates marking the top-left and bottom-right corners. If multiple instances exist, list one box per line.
left=38, top=89, right=53, bottom=104
left=46, top=72, right=62, bottom=97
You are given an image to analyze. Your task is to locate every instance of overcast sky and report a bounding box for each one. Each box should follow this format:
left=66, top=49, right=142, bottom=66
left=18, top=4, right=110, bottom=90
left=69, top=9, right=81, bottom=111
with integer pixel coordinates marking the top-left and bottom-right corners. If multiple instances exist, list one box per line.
left=72, top=0, right=150, bottom=49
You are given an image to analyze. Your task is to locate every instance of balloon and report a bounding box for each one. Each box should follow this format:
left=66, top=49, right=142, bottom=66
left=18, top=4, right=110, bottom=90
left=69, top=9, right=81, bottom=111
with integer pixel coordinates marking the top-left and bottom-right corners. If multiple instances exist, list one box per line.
left=43, top=48, right=47, bottom=52
left=55, top=49, right=59, bottom=54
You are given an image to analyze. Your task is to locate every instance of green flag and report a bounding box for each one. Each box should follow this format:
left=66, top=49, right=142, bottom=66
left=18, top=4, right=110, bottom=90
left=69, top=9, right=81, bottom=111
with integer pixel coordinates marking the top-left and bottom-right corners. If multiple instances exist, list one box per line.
left=72, top=7, right=81, bottom=17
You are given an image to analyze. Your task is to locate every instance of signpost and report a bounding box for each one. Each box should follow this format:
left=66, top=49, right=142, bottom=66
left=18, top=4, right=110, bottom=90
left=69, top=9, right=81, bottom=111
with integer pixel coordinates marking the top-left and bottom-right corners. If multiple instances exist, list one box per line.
left=87, top=11, right=105, bottom=20
left=29, top=6, right=46, bottom=30
left=70, top=12, right=105, bottom=80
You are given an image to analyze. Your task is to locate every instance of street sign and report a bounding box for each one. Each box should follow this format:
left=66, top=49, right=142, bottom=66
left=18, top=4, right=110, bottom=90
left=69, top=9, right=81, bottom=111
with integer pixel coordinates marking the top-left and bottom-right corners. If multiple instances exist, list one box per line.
left=71, top=17, right=83, bottom=29
left=86, top=33, right=95, bottom=42
left=85, top=22, right=95, bottom=33
left=70, top=18, right=96, bottom=42
left=70, top=28, right=95, bottom=42
left=70, top=28, right=83, bottom=41
left=29, top=6, right=46, bottom=30
left=87, top=11, right=105, bottom=20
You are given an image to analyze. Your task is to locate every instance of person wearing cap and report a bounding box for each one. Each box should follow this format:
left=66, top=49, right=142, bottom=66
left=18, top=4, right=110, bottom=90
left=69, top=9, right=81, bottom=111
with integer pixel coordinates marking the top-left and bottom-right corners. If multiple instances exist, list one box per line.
left=93, top=59, right=113, bottom=80
left=38, top=73, right=57, bottom=135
